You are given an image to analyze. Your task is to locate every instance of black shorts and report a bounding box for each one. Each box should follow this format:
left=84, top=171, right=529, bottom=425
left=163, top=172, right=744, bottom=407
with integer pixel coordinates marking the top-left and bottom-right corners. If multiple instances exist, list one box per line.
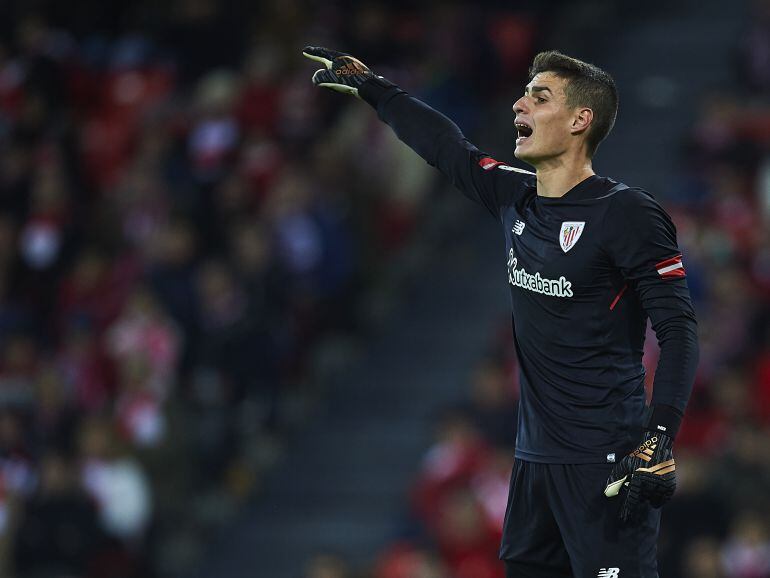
left=500, top=459, right=661, bottom=578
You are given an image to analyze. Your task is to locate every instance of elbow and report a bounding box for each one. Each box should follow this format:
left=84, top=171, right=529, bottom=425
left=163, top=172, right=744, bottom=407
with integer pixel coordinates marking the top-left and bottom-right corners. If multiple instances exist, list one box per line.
left=654, top=313, right=699, bottom=353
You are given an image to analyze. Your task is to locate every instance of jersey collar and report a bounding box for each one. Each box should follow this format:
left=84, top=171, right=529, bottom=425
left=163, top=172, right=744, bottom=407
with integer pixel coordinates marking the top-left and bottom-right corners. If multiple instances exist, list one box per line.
left=535, top=175, right=615, bottom=203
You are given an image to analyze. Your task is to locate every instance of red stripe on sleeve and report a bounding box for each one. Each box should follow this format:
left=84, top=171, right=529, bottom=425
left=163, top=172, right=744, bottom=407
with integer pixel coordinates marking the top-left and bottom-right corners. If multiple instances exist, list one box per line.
left=655, top=254, right=682, bottom=270
left=479, top=157, right=501, bottom=170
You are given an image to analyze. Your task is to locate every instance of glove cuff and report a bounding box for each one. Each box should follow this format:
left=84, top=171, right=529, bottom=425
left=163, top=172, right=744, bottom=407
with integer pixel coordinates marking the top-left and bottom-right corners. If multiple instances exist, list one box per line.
left=644, top=404, right=683, bottom=439
left=359, top=76, right=402, bottom=109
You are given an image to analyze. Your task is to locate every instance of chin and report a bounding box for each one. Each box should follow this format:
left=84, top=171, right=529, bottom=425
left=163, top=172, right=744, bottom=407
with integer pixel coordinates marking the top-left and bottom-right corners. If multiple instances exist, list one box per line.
left=514, top=147, right=538, bottom=164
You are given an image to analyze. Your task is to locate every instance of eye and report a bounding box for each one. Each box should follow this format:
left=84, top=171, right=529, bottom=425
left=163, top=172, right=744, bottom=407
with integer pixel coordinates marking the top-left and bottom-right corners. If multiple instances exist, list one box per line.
left=536, top=97, right=546, bottom=104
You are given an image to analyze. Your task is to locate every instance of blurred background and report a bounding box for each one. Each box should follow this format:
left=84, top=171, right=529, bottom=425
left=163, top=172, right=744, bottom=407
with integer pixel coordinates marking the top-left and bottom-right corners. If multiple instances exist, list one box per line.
left=0, top=0, right=769, bottom=577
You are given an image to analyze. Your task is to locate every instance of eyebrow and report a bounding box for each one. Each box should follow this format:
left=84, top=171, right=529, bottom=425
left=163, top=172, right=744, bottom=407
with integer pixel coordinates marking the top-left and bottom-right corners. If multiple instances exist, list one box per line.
left=526, top=86, right=552, bottom=95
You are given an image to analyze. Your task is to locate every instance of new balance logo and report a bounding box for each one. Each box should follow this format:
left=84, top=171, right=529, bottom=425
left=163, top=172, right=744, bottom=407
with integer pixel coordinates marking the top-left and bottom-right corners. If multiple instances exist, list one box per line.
left=598, top=568, right=620, bottom=578
left=512, top=220, right=526, bottom=235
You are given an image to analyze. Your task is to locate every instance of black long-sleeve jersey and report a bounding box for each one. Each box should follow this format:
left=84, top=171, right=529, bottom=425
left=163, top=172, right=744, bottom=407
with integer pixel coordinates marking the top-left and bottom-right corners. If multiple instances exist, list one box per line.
left=360, top=83, right=699, bottom=464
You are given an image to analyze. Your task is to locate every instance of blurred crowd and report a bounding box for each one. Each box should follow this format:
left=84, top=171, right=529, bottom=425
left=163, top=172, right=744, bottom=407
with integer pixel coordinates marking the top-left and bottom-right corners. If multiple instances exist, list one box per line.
left=0, top=0, right=495, bottom=575
left=0, top=0, right=769, bottom=577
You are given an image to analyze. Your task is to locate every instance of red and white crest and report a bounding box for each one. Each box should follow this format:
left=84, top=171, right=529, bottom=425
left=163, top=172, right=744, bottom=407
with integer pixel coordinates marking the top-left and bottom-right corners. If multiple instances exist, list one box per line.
left=559, top=221, right=585, bottom=253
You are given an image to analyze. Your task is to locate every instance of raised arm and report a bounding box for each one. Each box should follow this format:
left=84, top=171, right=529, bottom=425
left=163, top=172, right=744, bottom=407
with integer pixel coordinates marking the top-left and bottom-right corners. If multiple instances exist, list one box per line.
left=302, top=46, right=532, bottom=217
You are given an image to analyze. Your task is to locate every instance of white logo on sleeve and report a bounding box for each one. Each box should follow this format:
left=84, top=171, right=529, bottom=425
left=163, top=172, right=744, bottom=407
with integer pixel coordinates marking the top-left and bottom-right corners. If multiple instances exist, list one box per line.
left=598, top=568, right=620, bottom=578
left=559, top=221, right=585, bottom=253
left=512, top=220, right=526, bottom=235
left=497, top=164, right=535, bottom=174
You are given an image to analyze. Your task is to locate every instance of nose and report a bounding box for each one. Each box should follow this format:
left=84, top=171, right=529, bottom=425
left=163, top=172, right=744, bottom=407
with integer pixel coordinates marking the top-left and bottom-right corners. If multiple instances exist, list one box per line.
left=512, top=96, right=528, bottom=115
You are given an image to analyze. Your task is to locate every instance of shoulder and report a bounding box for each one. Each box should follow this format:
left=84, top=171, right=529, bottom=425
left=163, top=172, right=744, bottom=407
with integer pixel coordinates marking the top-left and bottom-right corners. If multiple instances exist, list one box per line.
left=607, top=186, right=670, bottom=220
left=477, top=156, right=536, bottom=207
left=604, top=186, right=676, bottom=240
left=612, top=183, right=659, bottom=209
left=479, top=158, right=536, bottom=186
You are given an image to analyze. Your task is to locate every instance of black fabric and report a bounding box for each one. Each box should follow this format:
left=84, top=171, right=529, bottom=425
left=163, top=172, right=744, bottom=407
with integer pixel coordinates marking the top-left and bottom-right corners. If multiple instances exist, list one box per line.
left=501, top=459, right=661, bottom=578
left=375, top=92, right=699, bottom=464
left=375, top=92, right=533, bottom=217
left=603, top=190, right=699, bottom=417
left=358, top=76, right=402, bottom=108
left=645, top=404, right=683, bottom=438
left=505, top=559, right=572, bottom=578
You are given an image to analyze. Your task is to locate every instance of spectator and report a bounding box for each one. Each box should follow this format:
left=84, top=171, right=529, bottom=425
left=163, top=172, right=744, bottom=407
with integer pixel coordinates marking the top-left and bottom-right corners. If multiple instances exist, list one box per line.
left=682, top=537, right=726, bottom=578
left=375, top=543, right=451, bottom=578
left=304, top=552, right=353, bottom=578
left=721, top=511, right=770, bottom=578
left=13, top=452, right=105, bottom=578
left=78, top=416, right=152, bottom=545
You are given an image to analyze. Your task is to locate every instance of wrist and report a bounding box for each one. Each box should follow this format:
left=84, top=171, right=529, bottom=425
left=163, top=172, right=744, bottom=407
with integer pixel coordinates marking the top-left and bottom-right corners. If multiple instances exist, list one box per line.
left=359, top=76, right=402, bottom=109
left=644, top=404, right=683, bottom=439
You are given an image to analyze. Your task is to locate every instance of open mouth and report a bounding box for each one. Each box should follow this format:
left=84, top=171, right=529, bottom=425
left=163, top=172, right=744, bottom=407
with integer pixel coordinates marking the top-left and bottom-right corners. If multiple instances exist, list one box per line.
left=515, top=122, right=533, bottom=141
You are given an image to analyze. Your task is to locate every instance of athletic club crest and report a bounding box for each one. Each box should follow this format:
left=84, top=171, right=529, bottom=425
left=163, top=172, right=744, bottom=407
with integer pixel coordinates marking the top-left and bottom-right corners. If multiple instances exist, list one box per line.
left=559, top=221, right=585, bottom=253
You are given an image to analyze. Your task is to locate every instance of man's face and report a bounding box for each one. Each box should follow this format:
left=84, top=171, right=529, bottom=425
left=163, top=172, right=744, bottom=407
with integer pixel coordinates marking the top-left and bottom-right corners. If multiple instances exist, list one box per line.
left=512, top=72, right=580, bottom=165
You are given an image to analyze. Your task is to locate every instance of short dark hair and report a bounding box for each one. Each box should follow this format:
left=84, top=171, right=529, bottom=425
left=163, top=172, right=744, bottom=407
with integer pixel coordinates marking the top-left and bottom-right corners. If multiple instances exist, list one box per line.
left=529, top=50, right=618, bottom=157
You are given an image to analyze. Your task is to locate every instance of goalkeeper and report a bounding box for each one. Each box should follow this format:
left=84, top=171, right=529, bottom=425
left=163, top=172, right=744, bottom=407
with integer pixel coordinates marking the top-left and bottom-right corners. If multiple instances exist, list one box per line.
left=303, top=47, right=698, bottom=578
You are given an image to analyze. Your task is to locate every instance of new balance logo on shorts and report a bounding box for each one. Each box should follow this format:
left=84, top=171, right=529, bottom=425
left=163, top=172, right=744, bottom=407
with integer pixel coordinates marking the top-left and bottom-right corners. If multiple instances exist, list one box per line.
left=598, top=568, right=620, bottom=578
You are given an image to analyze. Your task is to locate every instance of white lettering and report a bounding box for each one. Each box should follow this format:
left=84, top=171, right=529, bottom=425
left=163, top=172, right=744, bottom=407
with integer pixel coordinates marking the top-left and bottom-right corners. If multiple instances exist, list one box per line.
left=507, top=250, right=574, bottom=298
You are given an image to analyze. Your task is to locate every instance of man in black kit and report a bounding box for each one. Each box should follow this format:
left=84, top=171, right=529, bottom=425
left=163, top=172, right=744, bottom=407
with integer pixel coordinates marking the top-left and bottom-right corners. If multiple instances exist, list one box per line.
left=303, top=46, right=698, bottom=578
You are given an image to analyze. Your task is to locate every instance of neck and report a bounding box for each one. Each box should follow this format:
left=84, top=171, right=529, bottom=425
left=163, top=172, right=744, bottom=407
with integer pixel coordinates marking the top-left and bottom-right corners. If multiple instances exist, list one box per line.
left=534, top=154, right=595, bottom=198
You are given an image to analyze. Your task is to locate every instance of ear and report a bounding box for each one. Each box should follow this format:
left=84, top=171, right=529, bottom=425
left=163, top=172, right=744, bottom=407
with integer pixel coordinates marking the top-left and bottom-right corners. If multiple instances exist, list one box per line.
left=571, top=107, right=593, bottom=136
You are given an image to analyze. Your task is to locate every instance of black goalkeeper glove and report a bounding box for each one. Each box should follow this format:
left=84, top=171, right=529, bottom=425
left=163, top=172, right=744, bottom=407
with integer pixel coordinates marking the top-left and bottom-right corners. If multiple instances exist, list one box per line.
left=302, top=46, right=394, bottom=102
left=604, top=406, right=681, bottom=523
